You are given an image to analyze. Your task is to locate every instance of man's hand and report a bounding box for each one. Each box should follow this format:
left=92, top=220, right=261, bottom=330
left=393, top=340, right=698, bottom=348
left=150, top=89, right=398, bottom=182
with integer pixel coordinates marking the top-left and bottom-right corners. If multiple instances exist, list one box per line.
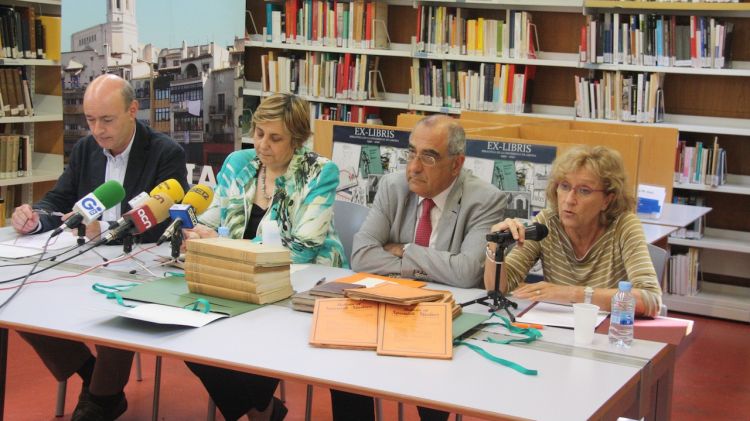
left=11, top=204, right=40, bottom=234
left=384, top=242, right=405, bottom=258
left=180, top=224, right=219, bottom=252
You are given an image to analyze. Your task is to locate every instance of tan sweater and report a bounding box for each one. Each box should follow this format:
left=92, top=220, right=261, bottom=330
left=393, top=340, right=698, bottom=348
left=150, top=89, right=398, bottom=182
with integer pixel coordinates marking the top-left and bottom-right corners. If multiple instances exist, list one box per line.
left=503, top=209, right=663, bottom=317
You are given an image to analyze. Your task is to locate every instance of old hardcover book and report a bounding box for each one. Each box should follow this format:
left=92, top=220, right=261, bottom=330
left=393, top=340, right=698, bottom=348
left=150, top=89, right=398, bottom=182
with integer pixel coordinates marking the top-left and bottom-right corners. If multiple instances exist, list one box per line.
left=184, top=270, right=290, bottom=294
left=291, top=290, right=316, bottom=313
left=186, top=281, right=293, bottom=305
left=344, top=283, right=446, bottom=306
left=309, top=298, right=381, bottom=350
left=185, top=237, right=291, bottom=266
left=309, top=281, right=365, bottom=298
left=184, top=260, right=289, bottom=284
left=377, top=302, right=452, bottom=359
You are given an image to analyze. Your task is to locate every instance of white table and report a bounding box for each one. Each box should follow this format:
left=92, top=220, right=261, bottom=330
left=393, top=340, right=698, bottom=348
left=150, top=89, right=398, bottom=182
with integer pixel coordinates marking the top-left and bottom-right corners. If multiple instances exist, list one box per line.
left=0, top=240, right=675, bottom=421
left=642, top=223, right=678, bottom=244
left=639, top=202, right=711, bottom=228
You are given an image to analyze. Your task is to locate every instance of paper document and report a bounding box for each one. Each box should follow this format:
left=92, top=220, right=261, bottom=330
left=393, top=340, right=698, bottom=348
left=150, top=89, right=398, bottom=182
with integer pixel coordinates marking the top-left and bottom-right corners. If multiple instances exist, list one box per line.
left=0, top=231, right=79, bottom=258
left=517, top=302, right=608, bottom=329
left=121, top=303, right=227, bottom=327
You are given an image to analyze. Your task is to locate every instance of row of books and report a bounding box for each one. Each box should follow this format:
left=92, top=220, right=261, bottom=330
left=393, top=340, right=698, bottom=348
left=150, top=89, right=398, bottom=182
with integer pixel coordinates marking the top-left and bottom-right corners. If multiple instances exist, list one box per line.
left=0, top=134, right=31, bottom=179
left=264, top=0, right=388, bottom=49
left=0, top=6, right=51, bottom=60
left=674, top=138, right=727, bottom=186
left=414, top=6, right=535, bottom=59
left=580, top=13, right=733, bottom=69
left=574, top=71, right=665, bottom=123
left=310, top=102, right=380, bottom=123
left=260, top=51, right=382, bottom=101
left=0, top=67, right=33, bottom=117
left=671, top=195, right=706, bottom=239
left=410, top=60, right=534, bottom=113
left=668, top=248, right=700, bottom=296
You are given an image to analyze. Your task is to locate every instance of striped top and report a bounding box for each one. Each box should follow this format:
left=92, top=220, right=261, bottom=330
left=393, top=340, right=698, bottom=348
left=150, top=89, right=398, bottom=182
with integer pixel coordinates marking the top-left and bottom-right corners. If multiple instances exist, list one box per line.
left=504, top=208, right=662, bottom=317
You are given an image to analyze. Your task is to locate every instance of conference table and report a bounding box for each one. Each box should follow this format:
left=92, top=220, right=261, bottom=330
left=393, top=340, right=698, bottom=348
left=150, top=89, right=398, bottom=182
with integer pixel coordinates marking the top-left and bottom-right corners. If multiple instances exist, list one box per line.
left=0, top=233, right=676, bottom=421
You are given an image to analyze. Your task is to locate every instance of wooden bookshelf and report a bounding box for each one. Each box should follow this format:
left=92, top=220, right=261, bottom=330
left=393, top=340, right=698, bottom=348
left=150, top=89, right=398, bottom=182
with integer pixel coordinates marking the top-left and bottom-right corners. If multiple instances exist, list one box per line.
left=245, top=0, right=750, bottom=320
left=0, top=0, right=63, bottom=214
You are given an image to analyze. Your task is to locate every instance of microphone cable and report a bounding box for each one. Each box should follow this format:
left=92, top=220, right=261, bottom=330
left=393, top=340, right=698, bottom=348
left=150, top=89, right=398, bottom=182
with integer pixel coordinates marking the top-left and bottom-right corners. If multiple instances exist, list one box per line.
left=0, top=233, right=55, bottom=310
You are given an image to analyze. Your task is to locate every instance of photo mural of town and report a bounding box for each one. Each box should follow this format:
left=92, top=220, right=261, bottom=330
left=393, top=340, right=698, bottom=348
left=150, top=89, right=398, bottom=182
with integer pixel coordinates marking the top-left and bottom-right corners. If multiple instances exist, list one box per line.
left=61, top=0, right=245, bottom=185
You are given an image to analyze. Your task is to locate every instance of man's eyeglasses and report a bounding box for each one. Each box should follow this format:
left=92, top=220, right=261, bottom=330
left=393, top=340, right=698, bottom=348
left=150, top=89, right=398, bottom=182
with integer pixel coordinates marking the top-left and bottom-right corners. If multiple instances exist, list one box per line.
left=556, top=181, right=607, bottom=197
left=407, top=151, right=439, bottom=167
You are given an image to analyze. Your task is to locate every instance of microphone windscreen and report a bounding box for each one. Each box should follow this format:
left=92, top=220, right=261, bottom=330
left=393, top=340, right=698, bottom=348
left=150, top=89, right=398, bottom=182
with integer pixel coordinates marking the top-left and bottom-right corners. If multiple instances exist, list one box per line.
left=182, top=184, right=214, bottom=215
left=146, top=193, right=175, bottom=223
left=530, top=222, right=549, bottom=241
left=92, top=180, right=126, bottom=209
left=150, top=179, right=185, bottom=203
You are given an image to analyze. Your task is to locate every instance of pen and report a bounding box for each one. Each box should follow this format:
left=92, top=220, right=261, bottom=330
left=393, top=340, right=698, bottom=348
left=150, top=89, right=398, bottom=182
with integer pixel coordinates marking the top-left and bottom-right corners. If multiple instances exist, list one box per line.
left=33, top=209, right=65, bottom=217
left=314, top=277, right=326, bottom=286
left=511, top=322, right=544, bottom=330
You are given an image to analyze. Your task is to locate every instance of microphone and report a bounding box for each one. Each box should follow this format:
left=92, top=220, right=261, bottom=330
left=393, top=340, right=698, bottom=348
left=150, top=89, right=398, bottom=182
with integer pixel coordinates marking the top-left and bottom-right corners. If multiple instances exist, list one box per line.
left=101, top=193, right=174, bottom=244
left=486, top=222, right=549, bottom=243
left=157, top=184, right=214, bottom=245
left=150, top=178, right=186, bottom=203
left=50, top=180, right=126, bottom=237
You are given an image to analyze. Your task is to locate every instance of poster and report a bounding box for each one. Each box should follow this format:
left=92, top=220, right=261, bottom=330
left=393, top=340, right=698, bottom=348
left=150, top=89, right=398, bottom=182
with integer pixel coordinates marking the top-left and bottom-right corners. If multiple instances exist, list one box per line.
left=331, top=125, right=410, bottom=206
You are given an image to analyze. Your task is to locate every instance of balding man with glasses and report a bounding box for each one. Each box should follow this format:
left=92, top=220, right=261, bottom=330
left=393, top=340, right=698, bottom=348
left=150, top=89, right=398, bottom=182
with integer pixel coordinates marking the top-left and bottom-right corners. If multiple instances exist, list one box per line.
left=332, top=115, right=507, bottom=421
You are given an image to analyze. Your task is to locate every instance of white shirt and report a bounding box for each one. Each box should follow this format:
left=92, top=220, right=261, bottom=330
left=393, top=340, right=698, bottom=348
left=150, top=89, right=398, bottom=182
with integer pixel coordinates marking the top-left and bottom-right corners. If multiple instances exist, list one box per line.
left=413, top=178, right=458, bottom=248
left=101, top=129, right=136, bottom=223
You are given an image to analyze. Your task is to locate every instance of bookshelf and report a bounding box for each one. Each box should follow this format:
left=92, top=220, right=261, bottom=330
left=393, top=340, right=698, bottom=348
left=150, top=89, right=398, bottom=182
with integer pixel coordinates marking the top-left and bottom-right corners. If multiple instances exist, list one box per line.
left=0, top=0, right=64, bottom=214
left=245, top=0, right=750, bottom=320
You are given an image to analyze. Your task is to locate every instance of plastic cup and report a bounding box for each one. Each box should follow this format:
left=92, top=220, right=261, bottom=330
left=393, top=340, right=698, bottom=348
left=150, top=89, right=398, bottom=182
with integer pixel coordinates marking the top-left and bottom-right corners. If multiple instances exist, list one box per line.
left=261, top=220, right=282, bottom=246
left=573, top=303, right=600, bottom=345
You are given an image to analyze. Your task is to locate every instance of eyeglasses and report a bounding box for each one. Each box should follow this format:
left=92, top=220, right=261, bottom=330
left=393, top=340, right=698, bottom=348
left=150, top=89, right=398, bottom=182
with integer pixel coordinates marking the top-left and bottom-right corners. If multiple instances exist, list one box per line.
left=406, top=151, right=439, bottom=167
left=557, top=181, right=607, bottom=197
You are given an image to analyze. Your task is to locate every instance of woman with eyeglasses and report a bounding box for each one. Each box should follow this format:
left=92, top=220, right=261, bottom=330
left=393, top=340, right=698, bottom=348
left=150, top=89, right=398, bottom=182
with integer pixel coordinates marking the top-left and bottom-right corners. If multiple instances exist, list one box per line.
left=183, top=93, right=345, bottom=421
left=483, top=145, right=662, bottom=317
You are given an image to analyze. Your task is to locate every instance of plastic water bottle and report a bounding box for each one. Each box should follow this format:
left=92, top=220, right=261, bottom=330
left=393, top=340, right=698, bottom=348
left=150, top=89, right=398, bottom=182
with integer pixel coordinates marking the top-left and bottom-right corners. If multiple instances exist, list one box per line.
left=609, top=281, right=635, bottom=348
left=217, top=226, right=230, bottom=238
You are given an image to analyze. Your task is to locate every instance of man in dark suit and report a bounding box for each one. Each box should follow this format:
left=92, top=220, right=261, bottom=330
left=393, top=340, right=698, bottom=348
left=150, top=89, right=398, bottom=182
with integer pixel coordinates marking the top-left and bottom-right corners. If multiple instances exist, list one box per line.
left=332, top=115, right=507, bottom=421
left=11, top=74, right=188, bottom=421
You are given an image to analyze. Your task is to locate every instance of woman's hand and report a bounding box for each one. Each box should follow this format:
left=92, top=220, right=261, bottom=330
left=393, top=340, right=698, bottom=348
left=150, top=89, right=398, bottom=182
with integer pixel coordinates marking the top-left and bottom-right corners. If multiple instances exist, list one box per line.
left=181, top=224, right=219, bottom=252
left=512, top=281, right=580, bottom=304
left=489, top=218, right=527, bottom=246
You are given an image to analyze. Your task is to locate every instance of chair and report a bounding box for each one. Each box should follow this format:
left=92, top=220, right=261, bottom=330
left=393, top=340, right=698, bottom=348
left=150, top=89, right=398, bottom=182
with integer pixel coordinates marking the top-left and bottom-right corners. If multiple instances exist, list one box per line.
left=647, top=243, right=669, bottom=316
left=647, top=243, right=668, bottom=285
left=333, top=200, right=371, bottom=261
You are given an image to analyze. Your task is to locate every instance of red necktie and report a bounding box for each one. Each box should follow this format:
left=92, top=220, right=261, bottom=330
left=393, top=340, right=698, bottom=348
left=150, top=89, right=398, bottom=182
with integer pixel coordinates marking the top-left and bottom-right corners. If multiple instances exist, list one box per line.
left=414, top=198, right=435, bottom=247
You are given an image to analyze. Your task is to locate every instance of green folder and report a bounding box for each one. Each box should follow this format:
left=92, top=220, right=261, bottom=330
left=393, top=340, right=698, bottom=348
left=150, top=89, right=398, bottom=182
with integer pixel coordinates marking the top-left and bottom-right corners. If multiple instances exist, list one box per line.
left=120, top=276, right=260, bottom=317
left=453, top=312, right=491, bottom=339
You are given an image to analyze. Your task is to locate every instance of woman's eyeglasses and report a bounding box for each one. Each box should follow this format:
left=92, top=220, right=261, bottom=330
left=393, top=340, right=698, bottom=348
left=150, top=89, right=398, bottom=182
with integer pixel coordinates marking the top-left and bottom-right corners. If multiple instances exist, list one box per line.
left=556, top=181, right=607, bottom=197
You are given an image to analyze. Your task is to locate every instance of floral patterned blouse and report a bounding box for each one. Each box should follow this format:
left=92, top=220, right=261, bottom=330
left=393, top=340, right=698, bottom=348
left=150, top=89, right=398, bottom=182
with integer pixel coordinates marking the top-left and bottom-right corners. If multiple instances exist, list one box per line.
left=198, top=147, right=347, bottom=268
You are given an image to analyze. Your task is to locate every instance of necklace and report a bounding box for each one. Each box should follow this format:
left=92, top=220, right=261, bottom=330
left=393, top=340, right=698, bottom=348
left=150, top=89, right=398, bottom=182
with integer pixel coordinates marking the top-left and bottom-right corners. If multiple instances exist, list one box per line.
left=260, top=165, right=274, bottom=201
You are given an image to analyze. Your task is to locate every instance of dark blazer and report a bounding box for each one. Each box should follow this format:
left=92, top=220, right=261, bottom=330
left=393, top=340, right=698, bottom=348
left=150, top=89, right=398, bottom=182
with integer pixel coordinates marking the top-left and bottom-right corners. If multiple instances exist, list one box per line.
left=34, top=120, right=189, bottom=243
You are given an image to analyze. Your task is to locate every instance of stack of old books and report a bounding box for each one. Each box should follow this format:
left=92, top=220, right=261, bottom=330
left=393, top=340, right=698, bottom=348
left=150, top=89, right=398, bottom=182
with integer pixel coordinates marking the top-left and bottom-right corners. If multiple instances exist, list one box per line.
left=345, top=283, right=462, bottom=319
left=291, top=281, right=365, bottom=313
left=184, top=238, right=293, bottom=304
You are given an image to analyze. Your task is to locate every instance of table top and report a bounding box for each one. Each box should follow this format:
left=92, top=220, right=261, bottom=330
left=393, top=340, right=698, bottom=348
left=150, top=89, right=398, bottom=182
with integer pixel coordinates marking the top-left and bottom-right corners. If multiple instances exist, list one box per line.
left=639, top=202, right=712, bottom=228
left=0, top=235, right=673, bottom=420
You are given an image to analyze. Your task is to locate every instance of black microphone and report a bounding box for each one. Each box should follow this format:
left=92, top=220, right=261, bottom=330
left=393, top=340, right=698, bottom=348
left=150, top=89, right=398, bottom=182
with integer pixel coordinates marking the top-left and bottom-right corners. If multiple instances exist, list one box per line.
left=486, top=222, right=549, bottom=243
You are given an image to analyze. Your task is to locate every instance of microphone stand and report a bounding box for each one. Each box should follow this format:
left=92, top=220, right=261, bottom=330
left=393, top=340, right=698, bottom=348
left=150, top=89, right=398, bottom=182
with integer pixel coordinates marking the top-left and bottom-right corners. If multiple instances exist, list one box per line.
left=114, top=233, right=157, bottom=276
left=78, top=224, right=109, bottom=265
left=460, top=238, right=518, bottom=322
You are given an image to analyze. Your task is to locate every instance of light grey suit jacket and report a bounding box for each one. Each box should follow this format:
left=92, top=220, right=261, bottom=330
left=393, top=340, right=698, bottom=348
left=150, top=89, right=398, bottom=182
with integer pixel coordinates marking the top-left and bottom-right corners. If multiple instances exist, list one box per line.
left=351, top=169, right=507, bottom=288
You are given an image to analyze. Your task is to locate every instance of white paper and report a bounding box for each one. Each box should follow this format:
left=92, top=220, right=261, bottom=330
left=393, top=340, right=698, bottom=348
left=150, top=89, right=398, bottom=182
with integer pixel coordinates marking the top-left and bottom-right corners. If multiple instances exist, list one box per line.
left=636, top=184, right=666, bottom=220
left=332, top=142, right=361, bottom=191
left=517, top=302, right=607, bottom=329
left=121, top=303, right=227, bottom=327
left=352, top=277, right=396, bottom=288
left=0, top=231, right=79, bottom=258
